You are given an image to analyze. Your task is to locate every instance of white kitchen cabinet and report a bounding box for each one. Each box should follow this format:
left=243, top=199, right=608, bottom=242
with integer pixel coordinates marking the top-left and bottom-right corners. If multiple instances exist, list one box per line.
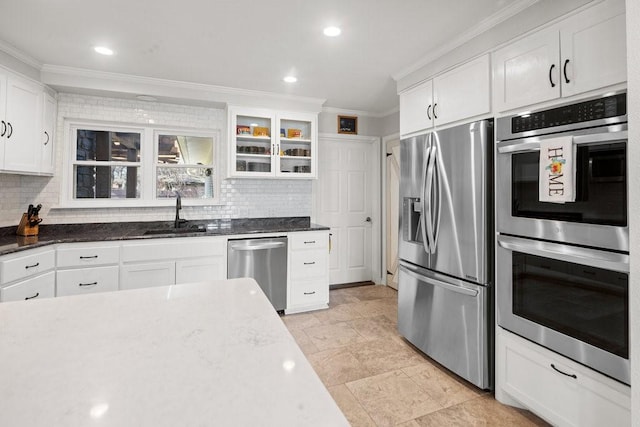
left=228, top=107, right=317, bottom=179
left=121, top=236, right=226, bottom=290
left=399, top=54, right=490, bottom=137
left=40, top=92, right=56, bottom=175
left=496, top=327, right=630, bottom=427
left=493, top=0, right=626, bottom=112
left=0, top=271, right=55, bottom=302
left=286, top=231, right=329, bottom=314
left=56, top=243, right=120, bottom=296
left=0, top=248, right=56, bottom=285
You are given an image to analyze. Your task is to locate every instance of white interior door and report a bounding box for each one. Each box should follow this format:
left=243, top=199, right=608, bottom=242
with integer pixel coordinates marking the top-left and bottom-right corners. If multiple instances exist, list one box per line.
left=385, top=138, right=400, bottom=290
left=313, top=134, right=380, bottom=285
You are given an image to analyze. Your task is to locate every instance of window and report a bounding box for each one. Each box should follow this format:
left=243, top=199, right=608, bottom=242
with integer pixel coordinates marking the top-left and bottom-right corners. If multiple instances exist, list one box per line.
left=64, top=121, right=220, bottom=206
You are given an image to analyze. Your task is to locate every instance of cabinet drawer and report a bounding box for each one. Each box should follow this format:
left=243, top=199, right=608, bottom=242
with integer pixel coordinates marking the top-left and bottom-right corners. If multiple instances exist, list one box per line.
left=290, top=279, right=329, bottom=307
left=289, top=232, right=328, bottom=250
left=122, top=237, right=225, bottom=262
left=1, top=249, right=55, bottom=284
left=120, top=262, right=175, bottom=291
left=1, top=271, right=55, bottom=302
left=290, top=250, right=327, bottom=280
left=56, top=266, right=119, bottom=297
left=57, top=244, right=120, bottom=267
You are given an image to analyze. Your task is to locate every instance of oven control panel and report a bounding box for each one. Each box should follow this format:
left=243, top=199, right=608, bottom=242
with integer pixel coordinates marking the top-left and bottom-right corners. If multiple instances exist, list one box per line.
left=511, top=93, right=626, bottom=133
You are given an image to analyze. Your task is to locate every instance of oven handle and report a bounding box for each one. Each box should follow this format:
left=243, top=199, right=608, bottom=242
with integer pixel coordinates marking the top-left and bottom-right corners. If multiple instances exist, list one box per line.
left=497, top=130, right=628, bottom=154
left=497, top=235, right=629, bottom=273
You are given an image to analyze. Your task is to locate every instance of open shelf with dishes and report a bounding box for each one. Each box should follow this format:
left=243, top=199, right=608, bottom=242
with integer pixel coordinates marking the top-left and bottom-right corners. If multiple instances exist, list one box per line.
left=228, top=107, right=317, bottom=179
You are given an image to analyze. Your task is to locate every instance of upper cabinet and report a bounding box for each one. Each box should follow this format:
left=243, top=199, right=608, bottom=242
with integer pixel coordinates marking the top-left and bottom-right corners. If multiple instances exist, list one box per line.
left=399, top=55, right=491, bottom=137
left=493, top=0, right=626, bottom=112
left=0, top=67, right=57, bottom=176
left=228, top=107, right=318, bottom=179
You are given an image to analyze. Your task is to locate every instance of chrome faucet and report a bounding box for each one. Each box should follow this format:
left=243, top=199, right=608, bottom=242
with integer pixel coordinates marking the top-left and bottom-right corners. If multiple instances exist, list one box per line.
left=174, top=192, right=186, bottom=228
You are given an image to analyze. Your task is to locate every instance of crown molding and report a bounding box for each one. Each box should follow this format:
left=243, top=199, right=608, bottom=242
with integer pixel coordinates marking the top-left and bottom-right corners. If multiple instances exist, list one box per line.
left=0, top=39, right=42, bottom=70
left=41, top=64, right=326, bottom=112
left=392, top=0, right=539, bottom=81
left=321, top=105, right=399, bottom=119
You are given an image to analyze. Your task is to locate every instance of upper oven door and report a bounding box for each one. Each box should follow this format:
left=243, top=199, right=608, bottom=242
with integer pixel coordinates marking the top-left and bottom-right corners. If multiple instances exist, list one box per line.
left=496, top=125, right=628, bottom=251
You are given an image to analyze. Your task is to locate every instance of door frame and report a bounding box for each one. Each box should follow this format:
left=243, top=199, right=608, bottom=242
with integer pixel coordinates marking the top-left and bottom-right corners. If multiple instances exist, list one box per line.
left=312, top=132, right=382, bottom=284
left=381, top=132, right=400, bottom=287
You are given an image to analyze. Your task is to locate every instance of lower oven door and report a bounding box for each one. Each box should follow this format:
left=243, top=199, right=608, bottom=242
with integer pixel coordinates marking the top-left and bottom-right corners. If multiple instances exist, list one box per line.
left=496, top=234, right=629, bottom=384
left=398, top=261, right=491, bottom=389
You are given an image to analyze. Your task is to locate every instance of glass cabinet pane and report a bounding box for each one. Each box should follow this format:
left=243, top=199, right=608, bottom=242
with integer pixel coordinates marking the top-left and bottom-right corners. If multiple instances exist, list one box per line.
left=234, top=114, right=273, bottom=174
left=279, top=118, right=312, bottom=175
left=76, top=130, right=141, bottom=162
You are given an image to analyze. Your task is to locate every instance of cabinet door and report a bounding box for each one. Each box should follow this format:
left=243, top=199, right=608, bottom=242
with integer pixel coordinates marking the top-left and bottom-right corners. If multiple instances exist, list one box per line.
left=433, top=55, right=490, bottom=127
left=276, top=112, right=317, bottom=178
left=399, top=80, right=433, bottom=136
left=3, top=75, right=42, bottom=173
left=560, top=12, right=626, bottom=98
left=120, top=262, right=175, bottom=290
left=176, top=258, right=225, bottom=284
left=229, top=108, right=275, bottom=177
left=492, top=27, right=561, bottom=112
left=41, top=93, right=56, bottom=175
left=1, top=271, right=55, bottom=302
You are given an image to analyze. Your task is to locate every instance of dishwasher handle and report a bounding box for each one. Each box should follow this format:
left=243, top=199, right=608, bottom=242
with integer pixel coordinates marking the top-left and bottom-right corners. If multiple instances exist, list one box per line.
left=229, top=241, right=286, bottom=251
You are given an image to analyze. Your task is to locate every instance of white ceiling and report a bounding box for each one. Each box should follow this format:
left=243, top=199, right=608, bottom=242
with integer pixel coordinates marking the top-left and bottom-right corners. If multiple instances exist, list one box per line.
left=1, top=0, right=524, bottom=114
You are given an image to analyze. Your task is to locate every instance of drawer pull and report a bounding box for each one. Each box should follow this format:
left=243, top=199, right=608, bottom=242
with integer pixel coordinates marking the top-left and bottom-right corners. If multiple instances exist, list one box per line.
left=550, top=363, right=577, bottom=379
left=303, top=262, right=316, bottom=265
left=79, top=282, right=98, bottom=287
left=303, top=291, right=316, bottom=295
left=25, top=292, right=40, bottom=300
left=304, top=241, right=316, bottom=244
left=79, top=255, right=99, bottom=259
left=25, top=262, right=40, bottom=269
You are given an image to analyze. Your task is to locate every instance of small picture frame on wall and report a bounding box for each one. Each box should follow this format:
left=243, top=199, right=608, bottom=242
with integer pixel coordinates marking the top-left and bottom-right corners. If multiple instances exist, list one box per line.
left=338, top=115, right=358, bottom=134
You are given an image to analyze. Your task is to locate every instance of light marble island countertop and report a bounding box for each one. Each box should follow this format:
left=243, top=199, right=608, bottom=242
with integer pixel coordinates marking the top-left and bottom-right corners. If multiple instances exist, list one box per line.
left=0, top=278, right=348, bottom=426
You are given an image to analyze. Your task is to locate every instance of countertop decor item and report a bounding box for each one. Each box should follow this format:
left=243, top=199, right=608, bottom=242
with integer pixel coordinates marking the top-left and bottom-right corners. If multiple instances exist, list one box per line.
left=338, top=115, right=358, bottom=134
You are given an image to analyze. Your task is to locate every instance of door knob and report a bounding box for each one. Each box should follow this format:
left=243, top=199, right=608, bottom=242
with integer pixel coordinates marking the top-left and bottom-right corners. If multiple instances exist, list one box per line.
left=365, top=217, right=372, bottom=223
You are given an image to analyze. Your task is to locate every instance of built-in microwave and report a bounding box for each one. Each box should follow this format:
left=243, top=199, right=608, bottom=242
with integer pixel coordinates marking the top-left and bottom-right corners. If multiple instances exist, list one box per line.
left=496, top=234, right=629, bottom=385
left=496, top=93, right=628, bottom=252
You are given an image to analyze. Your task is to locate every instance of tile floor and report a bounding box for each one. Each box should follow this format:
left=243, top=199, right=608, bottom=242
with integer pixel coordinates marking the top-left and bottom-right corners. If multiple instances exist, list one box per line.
left=281, top=285, right=549, bottom=427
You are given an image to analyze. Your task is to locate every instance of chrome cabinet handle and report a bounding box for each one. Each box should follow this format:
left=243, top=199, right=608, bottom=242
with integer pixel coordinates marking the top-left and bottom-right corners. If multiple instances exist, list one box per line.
left=44, top=131, right=50, bottom=145
left=25, top=262, right=40, bottom=269
left=25, top=292, right=40, bottom=300
left=549, top=64, right=556, bottom=88
left=426, top=104, right=432, bottom=120
left=551, top=363, right=577, bottom=379
left=563, top=59, right=570, bottom=84
left=79, top=282, right=98, bottom=287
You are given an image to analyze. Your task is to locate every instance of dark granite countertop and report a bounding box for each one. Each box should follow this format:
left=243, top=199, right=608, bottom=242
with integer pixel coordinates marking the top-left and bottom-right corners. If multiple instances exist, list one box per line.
left=0, top=217, right=329, bottom=256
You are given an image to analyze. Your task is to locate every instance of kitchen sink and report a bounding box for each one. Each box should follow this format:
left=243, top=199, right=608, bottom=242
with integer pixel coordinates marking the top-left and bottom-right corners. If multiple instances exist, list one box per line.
left=143, top=227, right=207, bottom=235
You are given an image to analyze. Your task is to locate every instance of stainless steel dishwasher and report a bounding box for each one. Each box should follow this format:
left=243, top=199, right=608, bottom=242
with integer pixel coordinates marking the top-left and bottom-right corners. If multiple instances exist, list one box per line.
left=227, top=237, right=287, bottom=312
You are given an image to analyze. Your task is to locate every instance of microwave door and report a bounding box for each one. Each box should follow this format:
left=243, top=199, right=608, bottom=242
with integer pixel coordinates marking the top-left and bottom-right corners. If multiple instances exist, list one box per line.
left=429, top=120, right=491, bottom=285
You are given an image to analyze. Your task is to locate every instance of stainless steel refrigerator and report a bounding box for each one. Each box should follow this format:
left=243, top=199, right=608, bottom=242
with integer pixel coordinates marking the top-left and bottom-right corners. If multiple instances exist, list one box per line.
left=398, top=119, right=493, bottom=389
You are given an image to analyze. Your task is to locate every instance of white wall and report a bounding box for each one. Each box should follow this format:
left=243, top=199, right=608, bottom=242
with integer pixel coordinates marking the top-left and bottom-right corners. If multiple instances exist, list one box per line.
left=625, top=1, right=639, bottom=424
left=318, top=110, right=399, bottom=138
left=0, top=93, right=312, bottom=226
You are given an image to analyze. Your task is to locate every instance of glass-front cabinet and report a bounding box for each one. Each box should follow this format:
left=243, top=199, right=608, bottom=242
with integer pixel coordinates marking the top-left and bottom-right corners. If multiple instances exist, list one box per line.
left=228, top=107, right=317, bottom=179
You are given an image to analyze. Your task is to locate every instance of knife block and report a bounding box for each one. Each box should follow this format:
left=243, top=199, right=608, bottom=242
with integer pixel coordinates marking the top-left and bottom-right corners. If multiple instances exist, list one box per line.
left=16, top=213, right=39, bottom=237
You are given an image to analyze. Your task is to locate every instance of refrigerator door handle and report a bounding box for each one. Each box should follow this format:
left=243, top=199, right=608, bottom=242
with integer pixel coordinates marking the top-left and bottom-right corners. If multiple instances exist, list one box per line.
left=399, top=263, right=479, bottom=297
left=424, top=145, right=437, bottom=253
left=432, top=134, right=442, bottom=250
left=420, top=140, right=431, bottom=253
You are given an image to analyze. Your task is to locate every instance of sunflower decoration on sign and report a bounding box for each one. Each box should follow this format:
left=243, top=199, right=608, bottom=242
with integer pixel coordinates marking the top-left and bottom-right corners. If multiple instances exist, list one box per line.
left=546, top=158, right=566, bottom=175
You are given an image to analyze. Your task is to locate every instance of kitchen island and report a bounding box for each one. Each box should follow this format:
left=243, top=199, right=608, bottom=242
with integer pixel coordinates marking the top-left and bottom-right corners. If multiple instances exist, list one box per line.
left=0, top=278, right=348, bottom=426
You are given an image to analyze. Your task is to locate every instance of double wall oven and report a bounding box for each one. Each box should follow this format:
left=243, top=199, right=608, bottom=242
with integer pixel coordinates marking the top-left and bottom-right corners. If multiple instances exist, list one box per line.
left=495, top=92, right=629, bottom=385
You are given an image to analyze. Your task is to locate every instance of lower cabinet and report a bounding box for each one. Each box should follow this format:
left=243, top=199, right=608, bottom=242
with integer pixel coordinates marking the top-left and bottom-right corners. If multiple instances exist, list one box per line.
left=0, top=271, right=55, bottom=302
left=57, top=266, right=119, bottom=296
left=286, top=231, right=330, bottom=314
left=496, top=327, right=630, bottom=427
left=121, top=262, right=176, bottom=291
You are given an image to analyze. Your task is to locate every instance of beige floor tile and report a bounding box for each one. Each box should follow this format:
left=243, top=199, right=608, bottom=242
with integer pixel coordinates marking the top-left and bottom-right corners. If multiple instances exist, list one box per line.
left=348, top=314, right=399, bottom=341
left=352, top=298, right=398, bottom=320
left=402, top=361, right=484, bottom=408
left=287, top=328, right=320, bottom=356
left=330, top=290, right=363, bottom=306
left=413, top=395, right=550, bottom=427
left=313, top=302, right=364, bottom=325
left=342, top=284, right=398, bottom=300
left=305, top=321, right=368, bottom=351
left=308, top=347, right=374, bottom=387
left=346, top=370, right=442, bottom=426
left=328, top=384, right=377, bottom=427
left=280, top=311, right=321, bottom=330
left=349, top=336, right=428, bottom=376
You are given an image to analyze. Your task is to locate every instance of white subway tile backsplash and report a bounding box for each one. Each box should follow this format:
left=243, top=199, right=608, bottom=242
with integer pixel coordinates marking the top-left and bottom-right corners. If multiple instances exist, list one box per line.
left=0, top=93, right=311, bottom=227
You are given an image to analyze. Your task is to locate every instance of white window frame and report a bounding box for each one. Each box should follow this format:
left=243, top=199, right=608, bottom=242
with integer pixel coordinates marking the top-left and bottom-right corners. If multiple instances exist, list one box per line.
left=61, top=119, right=221, bottom=208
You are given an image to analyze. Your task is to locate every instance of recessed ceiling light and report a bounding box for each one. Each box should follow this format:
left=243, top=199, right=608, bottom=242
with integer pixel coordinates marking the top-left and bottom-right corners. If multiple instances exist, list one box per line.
left=283, top=76, right=297, bottom=83
left=94, top=46, right=114, bottom=56
left=323, top=26, right=341, bottom=37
